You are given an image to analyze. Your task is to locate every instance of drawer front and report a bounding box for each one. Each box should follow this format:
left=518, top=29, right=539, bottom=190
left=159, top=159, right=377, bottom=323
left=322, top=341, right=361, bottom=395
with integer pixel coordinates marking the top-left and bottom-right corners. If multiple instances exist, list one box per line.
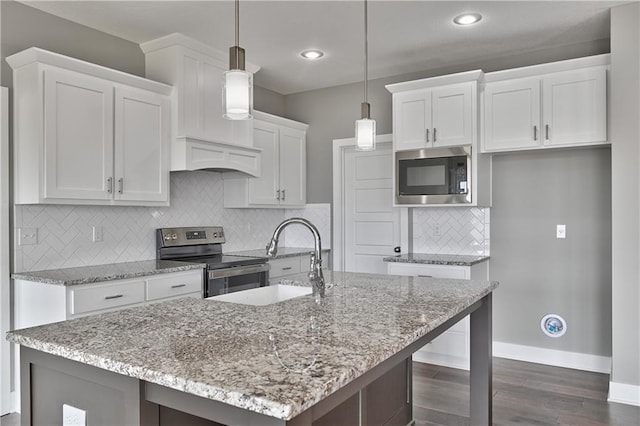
left=70, top=279, right=145, bottom=315
left=387, top=263, right=469, bottom=279
left=146, top=270, right=203, bottom=301
left=269, top=257, right=302, bottom=278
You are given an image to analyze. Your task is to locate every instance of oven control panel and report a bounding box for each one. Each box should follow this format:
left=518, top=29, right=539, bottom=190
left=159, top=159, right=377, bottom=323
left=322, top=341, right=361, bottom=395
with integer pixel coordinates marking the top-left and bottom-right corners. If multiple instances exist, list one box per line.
left=157, top=227, right=225, bottom=247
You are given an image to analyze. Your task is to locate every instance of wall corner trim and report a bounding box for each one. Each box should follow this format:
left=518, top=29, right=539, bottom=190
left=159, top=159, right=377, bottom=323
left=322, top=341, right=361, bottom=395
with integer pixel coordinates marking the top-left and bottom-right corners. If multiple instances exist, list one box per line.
left=493, top=341, right=611, bottom=374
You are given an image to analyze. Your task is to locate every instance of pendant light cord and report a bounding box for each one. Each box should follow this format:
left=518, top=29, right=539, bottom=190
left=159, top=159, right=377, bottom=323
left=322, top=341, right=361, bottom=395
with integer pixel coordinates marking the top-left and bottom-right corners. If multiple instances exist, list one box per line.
left=235, top=0, right=240, bottom=47
left=364, top=0, right=368, bottom=104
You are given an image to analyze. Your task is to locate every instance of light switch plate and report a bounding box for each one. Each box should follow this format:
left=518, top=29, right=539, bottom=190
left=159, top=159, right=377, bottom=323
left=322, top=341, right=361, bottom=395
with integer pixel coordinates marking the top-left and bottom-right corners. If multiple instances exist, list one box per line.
left=556, top=224, right=566, bottom=239
left=63, top=404, right=86, bottom=426
left=18, top=227, right=38, bottom=245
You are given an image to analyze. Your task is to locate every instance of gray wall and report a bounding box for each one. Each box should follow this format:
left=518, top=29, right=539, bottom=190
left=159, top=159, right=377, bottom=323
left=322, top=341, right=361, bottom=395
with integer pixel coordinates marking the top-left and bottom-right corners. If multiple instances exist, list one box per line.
left=1, top=1, right=145, bottom=88
left=284, top=39, right=610, bottom=203
left=491, top=149, right=612, bottom=356
left=610, top=3, right=640, bottom=388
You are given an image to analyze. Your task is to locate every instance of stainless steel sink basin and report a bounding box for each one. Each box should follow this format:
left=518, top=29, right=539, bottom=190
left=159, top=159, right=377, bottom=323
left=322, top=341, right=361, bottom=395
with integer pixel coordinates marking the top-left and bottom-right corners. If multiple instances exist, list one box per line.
left=207, top=284, right=312, bottom=306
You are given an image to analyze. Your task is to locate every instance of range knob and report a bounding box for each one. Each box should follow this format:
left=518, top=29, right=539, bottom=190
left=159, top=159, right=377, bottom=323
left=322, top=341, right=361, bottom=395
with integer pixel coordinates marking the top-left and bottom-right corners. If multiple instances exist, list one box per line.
left=171, top=233, right=177, bottom=240
left=164, top=234, right=171, bottom=241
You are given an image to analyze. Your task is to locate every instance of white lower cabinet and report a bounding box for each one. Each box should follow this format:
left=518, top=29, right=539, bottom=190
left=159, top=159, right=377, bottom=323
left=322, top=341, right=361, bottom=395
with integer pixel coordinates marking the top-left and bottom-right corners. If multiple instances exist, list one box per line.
left=14, top=269, right=203, bottom=328
left=268, top=255, right=311, bottom=285
left=387, top=261, right=488, bottom=370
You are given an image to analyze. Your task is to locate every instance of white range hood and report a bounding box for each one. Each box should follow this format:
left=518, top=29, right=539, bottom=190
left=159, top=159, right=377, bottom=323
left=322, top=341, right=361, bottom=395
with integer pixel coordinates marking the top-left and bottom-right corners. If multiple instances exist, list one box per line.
left=141, top=33, right=262, bottom=177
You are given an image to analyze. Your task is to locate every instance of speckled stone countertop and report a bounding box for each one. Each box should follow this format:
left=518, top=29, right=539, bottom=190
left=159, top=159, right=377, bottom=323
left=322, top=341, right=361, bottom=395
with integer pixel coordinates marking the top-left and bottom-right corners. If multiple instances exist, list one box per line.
left=383, top=253, right=490, bottom=266
left=229, top=247, right=331, bottom=259
left=11, top=260, right=205, bottom=286
left=8, top=271, right=497, bottom=421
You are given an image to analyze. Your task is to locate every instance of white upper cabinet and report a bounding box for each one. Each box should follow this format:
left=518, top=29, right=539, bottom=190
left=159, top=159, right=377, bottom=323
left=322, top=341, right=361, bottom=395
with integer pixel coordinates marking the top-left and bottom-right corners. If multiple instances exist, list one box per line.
left=483, top=56, right=609, bottom=153
left=141, top=34, right=262, bottom=176
left=7, top=48, right=172, bottom=206
left=388, top=72, right=479, bottom=152
left=223, top=111, right=308, bottom=208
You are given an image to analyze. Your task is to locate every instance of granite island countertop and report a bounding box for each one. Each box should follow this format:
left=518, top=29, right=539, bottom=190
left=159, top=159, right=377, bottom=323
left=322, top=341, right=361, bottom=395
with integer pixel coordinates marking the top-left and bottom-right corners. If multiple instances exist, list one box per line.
left=11, top=260, right=206, bottom=286
left=229, top=247, right=331, bottom=259
left=8, top=270, right=497, bottom=421
left=383, top=253, right=490, bottom=266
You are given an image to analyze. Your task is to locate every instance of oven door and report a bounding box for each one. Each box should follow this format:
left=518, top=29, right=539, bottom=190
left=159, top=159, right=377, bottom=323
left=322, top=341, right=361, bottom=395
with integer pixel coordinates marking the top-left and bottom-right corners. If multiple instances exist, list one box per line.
left=206, top=263, right=270, bottom=298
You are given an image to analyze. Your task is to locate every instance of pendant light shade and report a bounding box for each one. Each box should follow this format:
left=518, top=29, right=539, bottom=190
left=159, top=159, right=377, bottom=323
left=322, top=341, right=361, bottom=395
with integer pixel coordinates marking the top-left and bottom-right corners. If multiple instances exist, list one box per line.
left=223, top=0, right=252, bottom=120
left=355, top=0, right=376, bottom=151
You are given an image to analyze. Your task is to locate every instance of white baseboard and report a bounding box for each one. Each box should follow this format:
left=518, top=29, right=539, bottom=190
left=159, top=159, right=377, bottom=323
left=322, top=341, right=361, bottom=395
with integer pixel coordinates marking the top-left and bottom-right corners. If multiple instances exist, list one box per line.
left=493, top=341, right=611, bottom=374
left=608, top=381, right=640, bottom=406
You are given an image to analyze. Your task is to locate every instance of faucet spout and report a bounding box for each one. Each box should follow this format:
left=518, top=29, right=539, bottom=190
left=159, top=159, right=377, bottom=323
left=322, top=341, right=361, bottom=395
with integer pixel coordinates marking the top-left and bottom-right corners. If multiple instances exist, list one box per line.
left=266, top=218, right=325, bottom=299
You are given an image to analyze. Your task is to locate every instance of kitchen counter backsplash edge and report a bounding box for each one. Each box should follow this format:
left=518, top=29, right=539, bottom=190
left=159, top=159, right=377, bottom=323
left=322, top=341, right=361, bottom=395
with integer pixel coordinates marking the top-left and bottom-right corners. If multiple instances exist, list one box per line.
left=229, top=247, right=331, bottom=259
left=383, top=253, right=490, bottom=266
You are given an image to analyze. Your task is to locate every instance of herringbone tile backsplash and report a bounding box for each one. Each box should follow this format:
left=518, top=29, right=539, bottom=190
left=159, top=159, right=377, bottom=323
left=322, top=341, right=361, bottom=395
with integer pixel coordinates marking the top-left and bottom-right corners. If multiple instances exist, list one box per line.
left=412, top=207, right=490, bottom=255
left=14, top=171, right=331, bottom=272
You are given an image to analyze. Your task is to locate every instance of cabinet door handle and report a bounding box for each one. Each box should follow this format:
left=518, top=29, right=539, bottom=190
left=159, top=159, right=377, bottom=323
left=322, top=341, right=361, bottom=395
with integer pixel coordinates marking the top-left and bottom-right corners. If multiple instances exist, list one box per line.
left=533, top=125, right=538, bottom=141
left=281, top=190, right=285, bottom=201
left=105, top=294, right=124, bottom=300
left=545, top=124, right=550, bottom=140
left=171, top=284, right=187, bottom=289
left=107, top=177, right=113, bottom=194
left=417, top=275, right=433, bottom=278
left=276, top=189, right=281, bottom=200
left=433, top=128, right=437, bottom=143
left=425, top=128, right=430, bottom=143
left=281, top=267, right=293, bottom=271
left=118, top=178, right=123, bottom=194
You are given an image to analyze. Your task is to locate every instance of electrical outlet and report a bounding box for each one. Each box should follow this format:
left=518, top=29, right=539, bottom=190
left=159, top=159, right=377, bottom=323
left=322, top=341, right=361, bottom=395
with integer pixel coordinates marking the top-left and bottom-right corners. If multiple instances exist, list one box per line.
left=62, top=404, right=86, bottom=426
left=556, top=224, right=566, bottom=239
left=92, top=226, right=103, bottom=243
left=433, top=224, right=441, bottom=237
left=18, top=228, right=38, bottom=245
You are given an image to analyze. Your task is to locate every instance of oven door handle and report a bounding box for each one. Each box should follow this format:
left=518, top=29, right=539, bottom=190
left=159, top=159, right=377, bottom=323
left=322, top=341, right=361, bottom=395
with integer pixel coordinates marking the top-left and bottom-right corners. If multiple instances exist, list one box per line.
left=208, top=263, right=270, bottom=279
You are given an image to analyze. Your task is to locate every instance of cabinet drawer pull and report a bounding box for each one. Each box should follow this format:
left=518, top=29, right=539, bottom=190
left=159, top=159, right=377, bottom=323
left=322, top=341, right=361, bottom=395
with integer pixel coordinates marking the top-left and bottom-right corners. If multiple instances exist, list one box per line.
left=118, top=178, right=123, bottom=194
left=533, top=125, right=538, bottom=141
left=105, top=294, right=124, bottom=300
left=545, top=124, right=550, bottom=140
left=425, top=128, right=430, bottom=143
left=433, top=128, right=437, bottom=143
left=281, top=267, right=293, bottom=271
left=417, top=275, right=432, bottom=278
left=171, top=284, right=187, bottom=289
left=107, top=177, right=113, bottom=194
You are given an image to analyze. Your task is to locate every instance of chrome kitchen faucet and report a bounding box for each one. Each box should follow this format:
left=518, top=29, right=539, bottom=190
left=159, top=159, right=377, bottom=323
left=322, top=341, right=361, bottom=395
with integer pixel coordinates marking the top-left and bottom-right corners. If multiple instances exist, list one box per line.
left=266, top=218, right=325, bottom=300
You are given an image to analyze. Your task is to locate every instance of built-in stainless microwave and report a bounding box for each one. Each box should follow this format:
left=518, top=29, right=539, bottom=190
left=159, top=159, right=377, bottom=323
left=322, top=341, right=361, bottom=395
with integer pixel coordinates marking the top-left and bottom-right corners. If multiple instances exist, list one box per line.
left=396, top=146, right=472, bottom=205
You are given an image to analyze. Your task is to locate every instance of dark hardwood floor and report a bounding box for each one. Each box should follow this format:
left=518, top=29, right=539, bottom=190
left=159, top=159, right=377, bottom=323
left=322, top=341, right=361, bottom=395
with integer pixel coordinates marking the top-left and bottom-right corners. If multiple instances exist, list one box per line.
left=1, top=358, right=638, bottom=425
left=414, top=358, right=640, bottom=426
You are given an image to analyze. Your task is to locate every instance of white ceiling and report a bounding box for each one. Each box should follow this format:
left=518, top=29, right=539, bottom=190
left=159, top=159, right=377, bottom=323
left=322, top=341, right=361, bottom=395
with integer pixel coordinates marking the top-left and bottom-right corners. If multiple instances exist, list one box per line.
left=20, top=1, right=627, bottom=95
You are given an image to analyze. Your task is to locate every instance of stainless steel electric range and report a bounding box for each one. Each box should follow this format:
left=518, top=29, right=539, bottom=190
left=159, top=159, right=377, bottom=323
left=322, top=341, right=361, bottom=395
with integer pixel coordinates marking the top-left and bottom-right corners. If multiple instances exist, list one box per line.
left=156, top=226, right=269, bottom=298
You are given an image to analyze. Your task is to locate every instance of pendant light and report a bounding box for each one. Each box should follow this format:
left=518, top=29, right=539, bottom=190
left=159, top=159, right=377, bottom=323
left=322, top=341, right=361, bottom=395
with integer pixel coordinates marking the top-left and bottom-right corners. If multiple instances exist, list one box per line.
left=355, top=0, right=376, bottom=151
left=223, top=0, right=252, bottom=120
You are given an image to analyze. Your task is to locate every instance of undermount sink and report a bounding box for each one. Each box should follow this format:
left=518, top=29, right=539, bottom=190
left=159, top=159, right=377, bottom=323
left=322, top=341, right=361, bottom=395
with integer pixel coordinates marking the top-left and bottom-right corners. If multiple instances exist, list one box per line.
left=207, top=284, right=312, bottom=306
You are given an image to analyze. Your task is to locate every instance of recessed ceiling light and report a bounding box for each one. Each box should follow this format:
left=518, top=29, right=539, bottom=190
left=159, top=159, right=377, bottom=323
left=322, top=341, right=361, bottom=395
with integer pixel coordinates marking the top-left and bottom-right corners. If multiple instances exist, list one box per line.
left=300, top=50, right=325, bottom=60
left=453, top=13, right=482, bottom=26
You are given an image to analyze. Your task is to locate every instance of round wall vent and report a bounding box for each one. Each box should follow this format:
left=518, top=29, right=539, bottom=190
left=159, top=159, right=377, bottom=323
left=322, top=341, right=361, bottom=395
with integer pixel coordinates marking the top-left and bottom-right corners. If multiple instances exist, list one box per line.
left=541, top=314, right=567, bottom=338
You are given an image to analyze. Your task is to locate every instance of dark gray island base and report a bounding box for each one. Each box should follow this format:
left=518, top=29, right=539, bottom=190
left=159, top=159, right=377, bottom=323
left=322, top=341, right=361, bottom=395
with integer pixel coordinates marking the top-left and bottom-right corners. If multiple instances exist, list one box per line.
left=11, top=271, right=496, bottom=426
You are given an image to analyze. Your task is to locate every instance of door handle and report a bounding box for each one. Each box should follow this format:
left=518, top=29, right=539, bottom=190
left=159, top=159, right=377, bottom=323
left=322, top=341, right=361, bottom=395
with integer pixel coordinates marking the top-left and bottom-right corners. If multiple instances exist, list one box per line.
left=545, top=124, right=550, bottom=140
left=171, top=284, right=187, bottom=289
left=105, top=294, right=124, bottom=300
left=394, top=246, right=401, bottom=253
left=118, top=178, right=123, bottom=194
left=276, top=189, right=281, bottom=200
left=282, top=190, right=285, bottom=201
left=433, top=128, right=437, bottom=143
left=107, top=177, right=113, bottom=194
left=425, top=128, right=430, bottom=143
left=533, top=125, right=538, bottom=141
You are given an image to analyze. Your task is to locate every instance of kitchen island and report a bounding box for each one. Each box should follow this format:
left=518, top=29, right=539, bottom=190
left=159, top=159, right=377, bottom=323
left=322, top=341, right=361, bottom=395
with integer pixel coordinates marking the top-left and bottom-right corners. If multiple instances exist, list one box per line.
left=8, top=271, right=497, bottom=425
